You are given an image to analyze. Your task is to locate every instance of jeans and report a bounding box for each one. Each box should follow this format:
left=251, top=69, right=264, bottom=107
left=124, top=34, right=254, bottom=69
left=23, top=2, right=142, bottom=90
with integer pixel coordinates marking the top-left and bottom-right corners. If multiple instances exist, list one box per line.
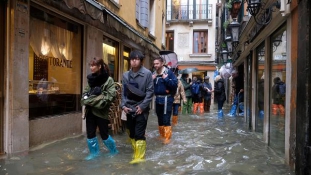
left=173, top=103, right=180, bottom=116
left=156, top=102, right=173, bottom=126
left=86, top=111, right=109, bottom=140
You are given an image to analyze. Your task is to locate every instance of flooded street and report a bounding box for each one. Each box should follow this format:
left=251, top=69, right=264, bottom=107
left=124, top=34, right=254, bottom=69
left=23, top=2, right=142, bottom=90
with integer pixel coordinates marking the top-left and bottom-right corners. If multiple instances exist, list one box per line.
left=0, top=104, right=294, bottom=175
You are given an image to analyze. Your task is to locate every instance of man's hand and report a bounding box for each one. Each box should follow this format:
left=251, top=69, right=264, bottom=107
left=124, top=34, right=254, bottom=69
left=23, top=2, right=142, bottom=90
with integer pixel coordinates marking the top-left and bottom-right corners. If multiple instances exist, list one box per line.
left=135, top=106, right=142, bottom=115
left=239, top=89, right=244, bottom=93
left=162, top=73, right=168, bottom=79
left=152, top=74, right=157, bottom=79
left=123, top=107, right=132, bottom=114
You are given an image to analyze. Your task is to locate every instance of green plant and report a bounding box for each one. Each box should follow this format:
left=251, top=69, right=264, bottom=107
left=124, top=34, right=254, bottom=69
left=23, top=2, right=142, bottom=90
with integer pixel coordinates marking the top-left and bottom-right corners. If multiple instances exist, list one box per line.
left=223, top=20, right=230, bottom=29
left=225, top=0, right=232, bottom=9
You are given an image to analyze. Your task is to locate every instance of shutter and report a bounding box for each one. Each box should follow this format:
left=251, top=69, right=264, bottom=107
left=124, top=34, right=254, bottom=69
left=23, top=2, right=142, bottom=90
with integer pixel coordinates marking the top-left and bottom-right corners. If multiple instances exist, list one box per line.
left=140, top=0, right=149, bottom=27
left=136, top=0, right=140, bottom=21
left=167, top=0, right=171, bottom=21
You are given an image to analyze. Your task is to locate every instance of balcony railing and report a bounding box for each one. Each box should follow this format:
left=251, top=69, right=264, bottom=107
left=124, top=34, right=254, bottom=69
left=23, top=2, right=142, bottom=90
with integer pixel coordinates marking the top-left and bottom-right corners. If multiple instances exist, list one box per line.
left=166, top=4, right=212, bottom=22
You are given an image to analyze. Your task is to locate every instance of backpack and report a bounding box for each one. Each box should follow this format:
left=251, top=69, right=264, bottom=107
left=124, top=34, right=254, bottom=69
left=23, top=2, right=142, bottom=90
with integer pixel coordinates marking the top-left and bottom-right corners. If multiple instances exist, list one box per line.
left=278, top=83, right=286, bottom=96
left=191, top=83, right=200, bottom=95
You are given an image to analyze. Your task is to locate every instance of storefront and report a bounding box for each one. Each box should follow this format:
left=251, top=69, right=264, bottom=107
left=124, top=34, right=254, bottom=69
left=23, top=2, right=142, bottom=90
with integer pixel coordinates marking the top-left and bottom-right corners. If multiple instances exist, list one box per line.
left=1, top=0, right=160, bottom=154
left=234, top=0, right=296, bottom=167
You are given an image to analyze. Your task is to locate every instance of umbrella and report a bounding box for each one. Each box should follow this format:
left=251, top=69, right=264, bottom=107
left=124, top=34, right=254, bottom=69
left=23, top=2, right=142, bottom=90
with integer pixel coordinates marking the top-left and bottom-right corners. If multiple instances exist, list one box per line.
left=159, top=51, right=178, bottom=68
left=180, top=67, right=199, bottom=74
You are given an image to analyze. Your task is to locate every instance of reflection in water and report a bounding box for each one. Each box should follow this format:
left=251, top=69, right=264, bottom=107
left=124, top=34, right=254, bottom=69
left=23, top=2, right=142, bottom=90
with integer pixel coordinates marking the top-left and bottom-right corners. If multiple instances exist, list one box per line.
left=0, top=105, right=293, bottom=175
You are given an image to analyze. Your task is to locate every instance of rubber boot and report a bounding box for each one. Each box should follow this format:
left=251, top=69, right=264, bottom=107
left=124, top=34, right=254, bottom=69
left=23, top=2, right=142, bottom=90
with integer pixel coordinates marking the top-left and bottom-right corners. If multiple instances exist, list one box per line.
left=193, top=103, right=198, bottom=114
left=103, top=135, right=119, bottom=156
left=85, top=137, right=100, bottom=160
left=163, top=126, right=172, bottom=144
left=227, top=105, right=237, bottom=117
left=272, top=104, right=278, bottom=115
left=218, top=110, right=223, bottom=118
left=130, top=138, right=135, bottom=159
left=129, top=140, right=146, bottom=164
left=199, top=103, right=204, bottom=114
left=259, top=110, right=264, bottom=120
left=158, top=126, right=164, bottom=138
left=278, top=105, right=285, bottom=115
left=172, top=115, right=178, bottom=126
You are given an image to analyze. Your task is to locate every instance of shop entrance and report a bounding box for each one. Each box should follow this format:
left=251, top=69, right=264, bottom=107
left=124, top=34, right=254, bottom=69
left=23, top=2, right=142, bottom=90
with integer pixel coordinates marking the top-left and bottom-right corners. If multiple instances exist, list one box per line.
left=0, top=2, right=5, bottom=154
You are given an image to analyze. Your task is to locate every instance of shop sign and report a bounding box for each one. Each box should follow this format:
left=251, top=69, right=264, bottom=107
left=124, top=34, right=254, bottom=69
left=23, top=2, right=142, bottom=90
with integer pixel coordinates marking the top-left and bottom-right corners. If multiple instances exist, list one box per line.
left=36, top=54, right=73, bottom=68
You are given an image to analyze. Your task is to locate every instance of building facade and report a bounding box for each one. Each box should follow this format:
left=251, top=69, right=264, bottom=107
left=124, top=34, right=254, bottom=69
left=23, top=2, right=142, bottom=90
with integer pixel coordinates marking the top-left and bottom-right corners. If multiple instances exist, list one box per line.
left=0, top=0, right=165, bottom=155
left=165, top=0, right=218, bottom=83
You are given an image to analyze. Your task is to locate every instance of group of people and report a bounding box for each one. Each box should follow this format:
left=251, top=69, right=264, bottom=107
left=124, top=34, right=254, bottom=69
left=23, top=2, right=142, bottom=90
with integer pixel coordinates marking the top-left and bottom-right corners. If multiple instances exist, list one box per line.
left=79, top=50, right=244, bottom=164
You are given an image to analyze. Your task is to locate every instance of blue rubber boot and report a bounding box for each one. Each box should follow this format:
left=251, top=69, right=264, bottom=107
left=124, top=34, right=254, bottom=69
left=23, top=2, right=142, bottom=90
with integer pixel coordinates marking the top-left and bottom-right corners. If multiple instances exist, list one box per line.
left=85, top=137, right=100, bottom=160
left=218, top=110, right=224, bottom=118
left=103, top=135, right=119, bottom=156
left=227, top=105, right=237, bottom=117
left=259, top=110, right=264, bottom=120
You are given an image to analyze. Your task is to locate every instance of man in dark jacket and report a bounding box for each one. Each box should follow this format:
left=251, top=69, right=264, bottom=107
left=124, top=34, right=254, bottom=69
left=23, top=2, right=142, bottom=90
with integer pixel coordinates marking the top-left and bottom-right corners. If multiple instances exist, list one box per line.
left=192, top=76, right=204, bottom=114
left=203, top=75, right=212, bottom=112
left=152, top=57, right=177, bottom=144
left=121, top=50, right=154, bottom=164
left=180, top=74, right=192, bottom=114
left=228, top=70, right=244, bottom=117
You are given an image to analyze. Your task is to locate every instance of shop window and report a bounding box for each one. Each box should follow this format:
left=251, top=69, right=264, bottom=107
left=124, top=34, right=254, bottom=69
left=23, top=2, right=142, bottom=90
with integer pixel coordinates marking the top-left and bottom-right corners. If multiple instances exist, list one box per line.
left=123, top=46, right=131, bottom=72
left=193, top=31, right=208, bottom=54
left=165, top=32, right=174, bottom=51
left=103, top=36, right=119, bottom=81
left=269, top=26, right=287, bottom=156
left=29, top=6, right=82, bottom=119
left=255, top=44, right=265, bottom=133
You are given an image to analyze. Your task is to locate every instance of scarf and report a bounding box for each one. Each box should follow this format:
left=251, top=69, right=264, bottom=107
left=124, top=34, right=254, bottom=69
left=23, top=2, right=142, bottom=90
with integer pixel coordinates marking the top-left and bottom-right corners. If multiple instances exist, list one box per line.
left=87, top=71, right=109, bottom=88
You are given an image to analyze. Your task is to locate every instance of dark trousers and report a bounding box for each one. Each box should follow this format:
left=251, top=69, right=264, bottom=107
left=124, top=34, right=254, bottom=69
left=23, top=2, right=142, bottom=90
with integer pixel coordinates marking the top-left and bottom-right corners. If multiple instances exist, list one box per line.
left=86, top=111, right=109, bottom=140
left=204, top=98, right=211, bottom=112
left=156, top=103, right=173, bottom=126
left=126, top=112, right=148, bottom=140
left=218, top=100, right=225, bottom=111
left=172, top=103, right=180, bottom=116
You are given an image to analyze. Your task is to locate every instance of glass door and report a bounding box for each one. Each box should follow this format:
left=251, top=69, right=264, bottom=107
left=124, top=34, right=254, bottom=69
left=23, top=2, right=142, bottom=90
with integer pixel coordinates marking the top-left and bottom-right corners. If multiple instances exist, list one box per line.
left=269, top=27, right=287, bottom=156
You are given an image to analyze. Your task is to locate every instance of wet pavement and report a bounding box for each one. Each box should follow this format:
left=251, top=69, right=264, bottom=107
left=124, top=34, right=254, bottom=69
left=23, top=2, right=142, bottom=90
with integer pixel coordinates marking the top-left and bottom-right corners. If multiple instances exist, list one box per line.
left=0, top=104, right=294, bottom=175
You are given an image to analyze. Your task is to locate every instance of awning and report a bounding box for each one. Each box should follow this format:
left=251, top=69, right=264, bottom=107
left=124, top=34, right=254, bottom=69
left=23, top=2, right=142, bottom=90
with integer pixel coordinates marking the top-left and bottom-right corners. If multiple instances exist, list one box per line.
left=62, top=0, right=104, bottom=23
left=104, top=8, right=160, bottom=54
left=62, top=0, right=160, bottom=54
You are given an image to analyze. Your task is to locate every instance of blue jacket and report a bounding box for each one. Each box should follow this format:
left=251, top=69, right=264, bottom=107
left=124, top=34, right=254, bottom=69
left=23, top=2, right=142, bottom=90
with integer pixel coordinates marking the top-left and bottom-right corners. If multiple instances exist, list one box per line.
left=153, top=67, right=177, bottom=104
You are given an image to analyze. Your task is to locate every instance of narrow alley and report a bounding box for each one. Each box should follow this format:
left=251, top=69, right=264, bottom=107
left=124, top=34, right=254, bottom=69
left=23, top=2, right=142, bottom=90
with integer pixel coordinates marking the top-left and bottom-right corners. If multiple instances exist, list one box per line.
left=0, top=104, right=294, bottom=175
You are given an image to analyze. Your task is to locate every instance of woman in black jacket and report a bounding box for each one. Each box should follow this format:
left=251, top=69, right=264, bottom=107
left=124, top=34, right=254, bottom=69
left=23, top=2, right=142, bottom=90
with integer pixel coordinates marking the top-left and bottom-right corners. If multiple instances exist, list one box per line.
left=214, top=75, right=226, bottom=117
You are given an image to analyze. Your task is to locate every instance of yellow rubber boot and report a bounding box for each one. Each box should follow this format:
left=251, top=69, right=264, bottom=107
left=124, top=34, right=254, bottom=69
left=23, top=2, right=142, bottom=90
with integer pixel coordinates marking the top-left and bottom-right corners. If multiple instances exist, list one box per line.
left=130, top=138, right=135, bottom=159
left=163, top=126, right=172, bottom=144
left=172, top=115, right=178, bottom=126
left=130, top=140, right=146, bottom=164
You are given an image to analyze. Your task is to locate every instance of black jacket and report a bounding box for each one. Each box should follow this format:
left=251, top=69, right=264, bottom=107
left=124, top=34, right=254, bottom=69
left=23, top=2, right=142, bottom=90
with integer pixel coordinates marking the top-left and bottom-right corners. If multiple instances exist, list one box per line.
left=214, top=79, right=226, bottom=102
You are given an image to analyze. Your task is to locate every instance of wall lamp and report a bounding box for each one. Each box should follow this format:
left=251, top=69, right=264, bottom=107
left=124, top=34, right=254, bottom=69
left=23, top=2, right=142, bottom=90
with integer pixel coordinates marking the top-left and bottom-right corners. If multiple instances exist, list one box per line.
left=246, top=0, right=281, bottom=25
left=228, top=18, right=240, bottom=50
left=225, top=35, right=233, bottom=55
left=221, top=49, right=229, bottom=63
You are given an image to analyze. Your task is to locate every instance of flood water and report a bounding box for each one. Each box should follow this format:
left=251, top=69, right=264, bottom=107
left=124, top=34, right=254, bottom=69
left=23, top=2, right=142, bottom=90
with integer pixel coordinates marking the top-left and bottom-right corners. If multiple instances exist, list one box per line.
left=0, top=104, right=294, bottom=175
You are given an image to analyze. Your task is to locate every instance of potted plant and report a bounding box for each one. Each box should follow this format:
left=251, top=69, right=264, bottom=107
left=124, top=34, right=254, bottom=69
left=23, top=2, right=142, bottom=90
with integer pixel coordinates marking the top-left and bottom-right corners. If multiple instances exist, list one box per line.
left=230, top=0, right=242, bottom=18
